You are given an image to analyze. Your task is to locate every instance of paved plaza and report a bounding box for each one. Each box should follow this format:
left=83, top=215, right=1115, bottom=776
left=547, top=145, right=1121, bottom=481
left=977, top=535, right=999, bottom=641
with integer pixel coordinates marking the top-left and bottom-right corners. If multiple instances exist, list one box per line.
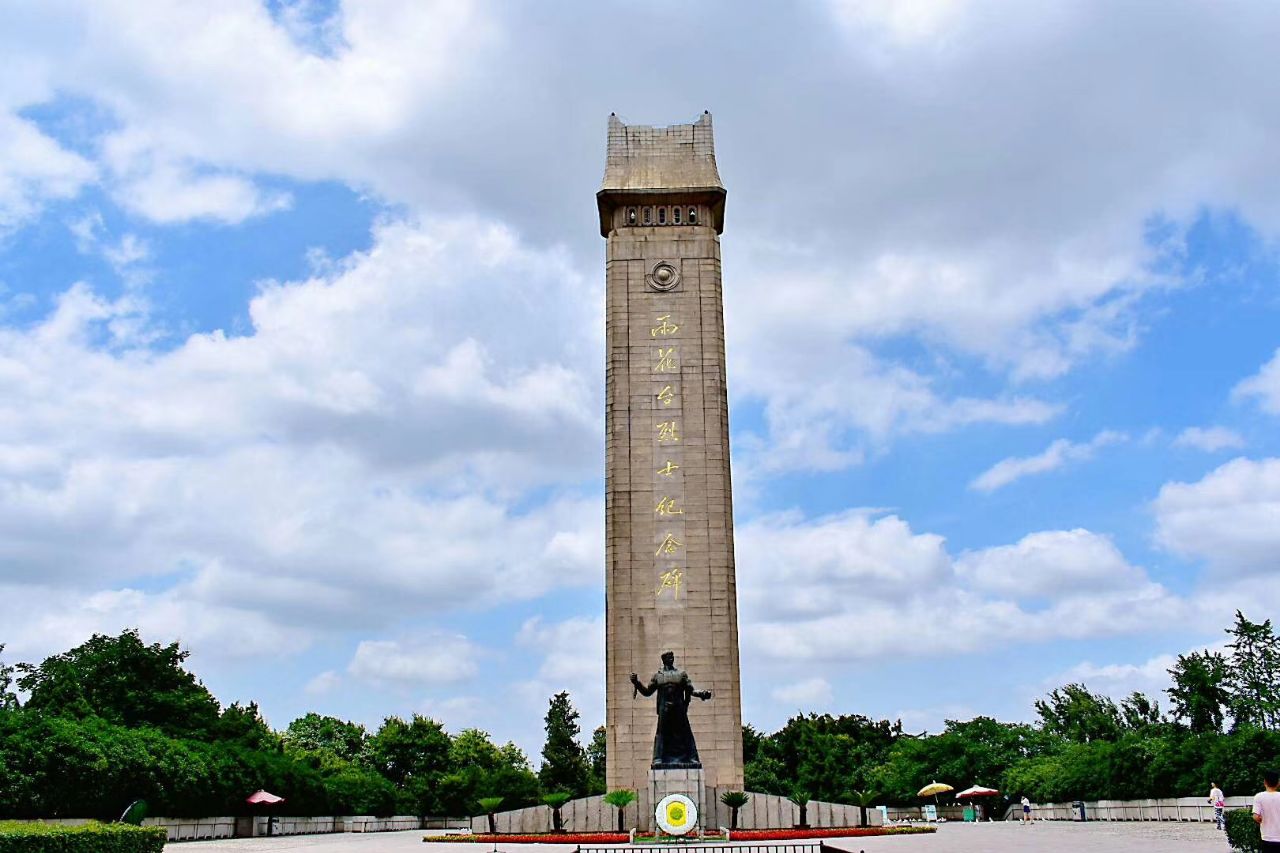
left=165, top=822, right=1229, bottom=853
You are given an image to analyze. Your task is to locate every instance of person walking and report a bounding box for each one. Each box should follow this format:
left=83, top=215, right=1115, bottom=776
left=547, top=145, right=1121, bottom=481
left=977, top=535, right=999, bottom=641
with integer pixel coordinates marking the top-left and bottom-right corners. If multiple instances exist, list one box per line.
left=1254, top=769, right=1280, bottom=852
left=1210, top=782, right=1226, bottom=831
left=1021, top=796, right=1032, bottom=824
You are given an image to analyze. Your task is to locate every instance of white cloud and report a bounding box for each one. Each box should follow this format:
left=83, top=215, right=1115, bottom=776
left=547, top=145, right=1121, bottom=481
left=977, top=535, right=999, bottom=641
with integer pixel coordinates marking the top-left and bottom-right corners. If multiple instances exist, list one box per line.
left=1153, top=457, right=1280, bottom=576
left=516, top=616, right=604, bottom=699
left=828, top=0, right=969, bottom=44
left=1234, top=347, right=1280, bottom=415
left=1174, top=426, right=1246, bottom=452
left=347, top=636, right=478, bottom=687
left=970, top=430, right=1126, bottom=492
left=0, top=0, right=489, bottom=227
left=4, top=0, right=1278, bottom=426
left=305, top=670, right=342, bottom=695
left=112, top=160, right=292, bottom=225
left=0, top=215, right=603, bottom=664
left=955, top=529, right=1147, bottom=598
left=514, top=615, right=605, bottom=738
left=894, top=704, right=982, bottom=735
left=735, top=339, right=1060, bottom=474
left=1045, top=654, right=1179, bottom=704
left=0, top=114, right=96, bottom=232
left=0, top=583, right=313, bottom=666
left=771, top=677, right=834, bottom=709
left=738, top=510, right=1185, bottom=664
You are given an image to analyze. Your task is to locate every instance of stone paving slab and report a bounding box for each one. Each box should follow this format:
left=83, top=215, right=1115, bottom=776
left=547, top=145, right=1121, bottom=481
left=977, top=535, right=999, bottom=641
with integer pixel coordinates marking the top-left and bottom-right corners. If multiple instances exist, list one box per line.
left=165, top=822, right=1228, bottom=853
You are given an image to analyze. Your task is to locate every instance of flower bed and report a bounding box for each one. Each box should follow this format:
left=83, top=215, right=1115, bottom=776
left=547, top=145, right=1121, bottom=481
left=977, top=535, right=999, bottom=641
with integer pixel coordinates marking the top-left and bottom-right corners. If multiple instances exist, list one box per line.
left=425, top=826, right=935, bottom=844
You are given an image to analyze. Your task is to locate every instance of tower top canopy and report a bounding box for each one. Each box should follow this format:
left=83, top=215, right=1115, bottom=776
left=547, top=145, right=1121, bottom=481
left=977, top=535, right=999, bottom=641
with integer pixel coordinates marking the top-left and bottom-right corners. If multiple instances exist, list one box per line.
left=597, top=112, right=726, bottom=236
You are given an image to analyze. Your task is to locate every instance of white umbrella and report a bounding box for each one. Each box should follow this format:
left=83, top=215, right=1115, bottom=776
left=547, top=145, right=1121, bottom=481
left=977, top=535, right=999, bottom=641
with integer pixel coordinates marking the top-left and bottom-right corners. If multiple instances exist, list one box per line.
left=955, top=785, right=999, bottom=799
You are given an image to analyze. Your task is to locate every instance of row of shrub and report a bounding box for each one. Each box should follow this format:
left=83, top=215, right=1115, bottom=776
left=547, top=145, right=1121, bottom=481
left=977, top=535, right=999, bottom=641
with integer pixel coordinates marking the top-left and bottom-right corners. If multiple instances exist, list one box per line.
left=0, top=711, right=397, bottom=819
left=0, top=822, right=166, bottom=853
left=1226, top=808, right=1262, bottom=853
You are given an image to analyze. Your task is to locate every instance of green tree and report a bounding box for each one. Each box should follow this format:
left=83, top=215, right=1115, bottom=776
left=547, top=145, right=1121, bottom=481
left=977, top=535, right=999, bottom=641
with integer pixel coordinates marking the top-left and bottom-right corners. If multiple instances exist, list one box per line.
left=1034, top=683, right=1122, bottom=743
left=367, top=714, right=451, bottom=813
left=283, top=713, right=369, bottom=762
left=16, top=630, right=220, bottom=739
left=216, top=702, right=279, bottom=751
left=1119, top=692, right=1163, bottom=731
left=586, top=725, right=607, bottom=794
left=1225, top=611, right=1280, bottom=730
left=1167, top=651, right=1230, bottom=733
left=539, top=692, right=589, bottom=797
left=867, top=716, right=1044, bottom=803
left=0, top=645, right=17, bottom=711
left=437, top=729, right=540, bottom=816
left=747, top=713, right=901, bottom=802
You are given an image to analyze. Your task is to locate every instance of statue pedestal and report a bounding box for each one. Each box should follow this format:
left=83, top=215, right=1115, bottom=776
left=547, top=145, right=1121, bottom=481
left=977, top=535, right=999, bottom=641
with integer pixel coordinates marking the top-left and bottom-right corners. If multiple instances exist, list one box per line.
left=646, top=767, right=705, bottom=833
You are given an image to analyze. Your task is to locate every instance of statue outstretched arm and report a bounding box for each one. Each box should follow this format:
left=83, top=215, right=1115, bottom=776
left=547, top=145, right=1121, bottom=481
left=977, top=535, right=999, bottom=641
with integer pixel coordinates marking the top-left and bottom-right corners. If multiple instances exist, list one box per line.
left=684, top=676, right=711, bottom=701
left=630, top=671, right=657, bottom=697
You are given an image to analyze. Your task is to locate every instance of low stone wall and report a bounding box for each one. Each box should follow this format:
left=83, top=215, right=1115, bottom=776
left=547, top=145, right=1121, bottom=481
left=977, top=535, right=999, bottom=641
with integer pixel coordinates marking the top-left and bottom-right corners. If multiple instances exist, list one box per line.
left=706, top=790, right=879, bottom=830
left=473, top=791, right=881, bottom=834
left=884, top=805, right=970, bottom=822
left=1026, top=796, right=1253, bottom=822
left=471, top=795, right=619, bottom=834
left=145, top=816, right=237, bottom=840
left=8, top=815, right=427, bottom=841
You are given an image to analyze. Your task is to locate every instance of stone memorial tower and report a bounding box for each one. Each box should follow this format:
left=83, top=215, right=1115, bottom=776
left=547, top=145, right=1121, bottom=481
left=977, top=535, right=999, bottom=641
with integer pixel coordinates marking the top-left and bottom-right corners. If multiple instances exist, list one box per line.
left=598, top=112, right=744, bottom=819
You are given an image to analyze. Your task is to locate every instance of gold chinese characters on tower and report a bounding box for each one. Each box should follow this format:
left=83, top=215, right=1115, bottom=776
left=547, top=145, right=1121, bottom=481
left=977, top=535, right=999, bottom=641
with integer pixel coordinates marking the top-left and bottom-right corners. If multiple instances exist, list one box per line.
left=599, top=112, right=744, bottom=804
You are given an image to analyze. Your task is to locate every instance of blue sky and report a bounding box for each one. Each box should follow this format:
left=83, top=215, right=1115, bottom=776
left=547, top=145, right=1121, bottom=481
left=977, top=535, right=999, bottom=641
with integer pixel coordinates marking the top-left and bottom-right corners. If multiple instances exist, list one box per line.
left=2, top=0, right=1280, bottom=760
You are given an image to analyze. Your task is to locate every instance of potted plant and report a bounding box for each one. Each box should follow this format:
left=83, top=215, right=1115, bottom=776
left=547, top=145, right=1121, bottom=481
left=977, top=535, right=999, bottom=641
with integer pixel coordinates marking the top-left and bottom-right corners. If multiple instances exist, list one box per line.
left=719, top=791, right=750, bottom=830
left=603, top=790, right=637, bottom=833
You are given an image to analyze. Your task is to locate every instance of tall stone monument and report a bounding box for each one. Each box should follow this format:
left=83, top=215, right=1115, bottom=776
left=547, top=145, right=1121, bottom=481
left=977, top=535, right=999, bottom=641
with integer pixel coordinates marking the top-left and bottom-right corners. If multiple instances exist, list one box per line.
left=598, top=112, right=744, bottom=819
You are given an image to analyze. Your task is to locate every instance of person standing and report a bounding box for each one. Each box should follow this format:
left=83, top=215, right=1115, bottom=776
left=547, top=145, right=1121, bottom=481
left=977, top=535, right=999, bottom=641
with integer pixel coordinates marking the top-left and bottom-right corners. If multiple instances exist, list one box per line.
left=1254, top=770, right=1280, bottom=852
left=1210, top=782, right=1226, bottom=830
left=1021, top=796, right=1032, bottom=824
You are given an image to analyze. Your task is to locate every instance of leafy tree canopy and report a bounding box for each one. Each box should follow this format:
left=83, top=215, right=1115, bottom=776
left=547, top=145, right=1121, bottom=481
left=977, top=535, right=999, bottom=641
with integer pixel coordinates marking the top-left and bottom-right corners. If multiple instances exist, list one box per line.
left=0, top=645, right=17, bottom=711
left=1034, top=683, right=1122, bottom=743
left=15, top=630, right=220, bottom=739
left=1225, top=611, right=1280, bottom=731
left=284, top=713, right=369, bottom=763
left=586, top=725, right=607, bottom=794
left=1167, top=650, right=1229, bottom=733
left=366, top=714, right=450, bottom=787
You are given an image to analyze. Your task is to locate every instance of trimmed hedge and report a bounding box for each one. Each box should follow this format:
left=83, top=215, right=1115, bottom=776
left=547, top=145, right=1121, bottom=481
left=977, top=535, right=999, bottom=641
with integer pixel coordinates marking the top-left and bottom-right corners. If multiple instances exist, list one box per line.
left=1226, top=808, right=1261, bottom=853
left=0, top=822, right=167, bottom=853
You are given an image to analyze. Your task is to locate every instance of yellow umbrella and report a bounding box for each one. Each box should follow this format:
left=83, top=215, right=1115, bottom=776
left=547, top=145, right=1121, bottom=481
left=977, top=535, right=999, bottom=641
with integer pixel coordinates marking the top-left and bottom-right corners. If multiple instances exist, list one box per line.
left=918, top=781, right=954, bottom=798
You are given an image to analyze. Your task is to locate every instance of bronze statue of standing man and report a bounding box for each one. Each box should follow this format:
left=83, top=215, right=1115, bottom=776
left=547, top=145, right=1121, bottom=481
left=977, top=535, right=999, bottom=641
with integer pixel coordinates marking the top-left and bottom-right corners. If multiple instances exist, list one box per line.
left=630, top=651, right=712, bottom=769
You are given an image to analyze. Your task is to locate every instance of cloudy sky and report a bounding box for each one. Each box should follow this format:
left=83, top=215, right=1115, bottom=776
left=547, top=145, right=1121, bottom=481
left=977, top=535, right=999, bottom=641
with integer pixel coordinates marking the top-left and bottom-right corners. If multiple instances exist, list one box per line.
left=2, top=0, right=1280, bottom=757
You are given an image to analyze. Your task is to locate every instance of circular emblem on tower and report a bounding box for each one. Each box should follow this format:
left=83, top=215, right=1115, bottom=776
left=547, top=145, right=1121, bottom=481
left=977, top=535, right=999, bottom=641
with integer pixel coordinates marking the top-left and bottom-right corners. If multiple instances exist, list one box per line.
left=647, top=261, right=680, bottom=292
left=655, top=794, right=697, bottom=835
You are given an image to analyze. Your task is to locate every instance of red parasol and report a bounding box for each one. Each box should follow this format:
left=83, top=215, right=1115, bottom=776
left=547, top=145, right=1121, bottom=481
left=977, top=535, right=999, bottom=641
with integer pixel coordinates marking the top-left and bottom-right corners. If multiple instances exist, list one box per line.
left=246, top=790, right=285, bottom=805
